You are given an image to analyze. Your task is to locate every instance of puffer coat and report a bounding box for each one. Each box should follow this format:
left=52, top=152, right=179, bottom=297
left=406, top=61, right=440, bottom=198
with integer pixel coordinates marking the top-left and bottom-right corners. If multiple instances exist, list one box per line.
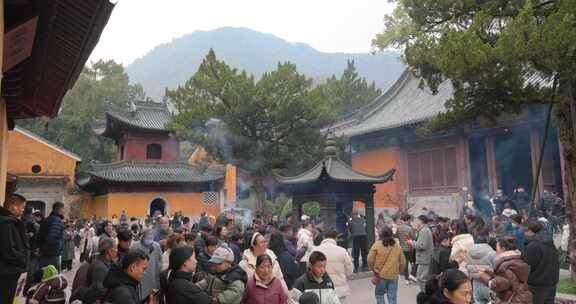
left=479, top=251, right=532, bottom=304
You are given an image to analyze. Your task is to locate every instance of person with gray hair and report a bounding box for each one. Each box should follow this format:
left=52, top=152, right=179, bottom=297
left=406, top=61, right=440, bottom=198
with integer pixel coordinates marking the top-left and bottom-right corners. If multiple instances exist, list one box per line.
left=131, top=229, right=162, bottom=300
left=81, top=236, right=118, bottom=303
left=87, top=237, right=118, bottom=285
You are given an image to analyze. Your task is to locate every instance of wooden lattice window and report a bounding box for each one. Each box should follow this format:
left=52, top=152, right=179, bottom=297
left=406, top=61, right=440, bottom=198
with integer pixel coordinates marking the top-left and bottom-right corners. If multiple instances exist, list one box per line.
left=407, top=146, right=458, bottom=191
left=146, top=144, right=162, bottom=160
left=203, top=192, right=218, bottom=205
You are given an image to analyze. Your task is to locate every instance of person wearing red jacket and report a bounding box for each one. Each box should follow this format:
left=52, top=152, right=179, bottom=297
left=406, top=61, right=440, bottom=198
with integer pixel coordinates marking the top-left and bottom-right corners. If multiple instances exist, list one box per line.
left=241, top=254, right=287, bottom=304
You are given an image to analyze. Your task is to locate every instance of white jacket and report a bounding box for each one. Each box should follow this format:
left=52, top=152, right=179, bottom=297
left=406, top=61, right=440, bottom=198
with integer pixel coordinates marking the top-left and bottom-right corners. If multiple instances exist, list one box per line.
left=450, top=233, right=475, bottom=273
left=312, top=239, right=354, bottom=298
left=297, top=228, right=315, bottom=263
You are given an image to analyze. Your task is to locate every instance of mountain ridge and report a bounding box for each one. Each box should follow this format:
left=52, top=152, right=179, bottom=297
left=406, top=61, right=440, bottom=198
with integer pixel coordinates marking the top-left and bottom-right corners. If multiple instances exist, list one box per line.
left=126, top=27, right=405, bottom=100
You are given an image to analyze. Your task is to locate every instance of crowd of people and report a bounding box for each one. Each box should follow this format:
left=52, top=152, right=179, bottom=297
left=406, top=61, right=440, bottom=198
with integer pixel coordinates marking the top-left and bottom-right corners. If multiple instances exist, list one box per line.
left=0, top=191, right=567, bottom=304
left=391, top=210, right=561, bottom=304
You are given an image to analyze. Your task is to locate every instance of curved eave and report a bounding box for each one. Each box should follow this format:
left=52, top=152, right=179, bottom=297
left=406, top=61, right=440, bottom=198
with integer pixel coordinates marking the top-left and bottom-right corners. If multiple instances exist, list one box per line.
left=77, top=174, right=223, bottom=188
left=99, top=112, right=169, bottom=140
left=275, top=157, right=396, bottom=185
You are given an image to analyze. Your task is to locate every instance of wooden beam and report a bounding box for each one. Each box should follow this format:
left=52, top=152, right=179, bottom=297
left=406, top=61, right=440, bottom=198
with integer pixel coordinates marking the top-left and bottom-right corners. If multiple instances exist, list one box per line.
left=485, top=135, right=498, bottom=194
left=365, top=196, right=375, bottom=248
left=530, top=129, right=544, bottom=206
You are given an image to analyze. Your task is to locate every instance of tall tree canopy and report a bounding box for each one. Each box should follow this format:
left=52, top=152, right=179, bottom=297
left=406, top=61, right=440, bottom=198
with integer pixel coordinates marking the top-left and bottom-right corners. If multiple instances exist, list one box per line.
left=373, top=0, right=575, bottom=275
left=318, top=60, right=382, bottom=118
left=167, top=49, right=332, bottom=210
left=18, top=60, right=146, bottom=171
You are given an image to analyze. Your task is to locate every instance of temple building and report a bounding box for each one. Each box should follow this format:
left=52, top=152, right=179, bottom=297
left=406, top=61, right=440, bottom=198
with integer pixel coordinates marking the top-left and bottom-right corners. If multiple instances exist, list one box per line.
left=333, top=69, right=563, bottom=218
left=78, top=100, right=236, bottom=218
left=7, top=127, right=81, bottom=216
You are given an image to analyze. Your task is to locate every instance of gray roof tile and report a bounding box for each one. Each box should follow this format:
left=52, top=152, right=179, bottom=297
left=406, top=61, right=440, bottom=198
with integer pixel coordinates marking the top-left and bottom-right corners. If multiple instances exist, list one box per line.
left=335, top=69, right=452, bottom=137
left=334, top=69, right=553, bottom=137
left=83, top=160, right=224, bottom=184
left=275, top=156, right=395, bottom=184
left=106, top=101, right=172, bottom=132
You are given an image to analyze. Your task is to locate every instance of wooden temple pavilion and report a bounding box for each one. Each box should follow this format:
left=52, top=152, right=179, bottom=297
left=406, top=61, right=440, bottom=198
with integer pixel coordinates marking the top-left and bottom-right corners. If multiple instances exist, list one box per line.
left=275, top=137, right=395, bottom=245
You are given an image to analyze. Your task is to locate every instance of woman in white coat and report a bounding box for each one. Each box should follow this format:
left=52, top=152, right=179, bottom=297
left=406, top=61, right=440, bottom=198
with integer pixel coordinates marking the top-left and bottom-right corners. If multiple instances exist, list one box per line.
left=311, top=229, right=354, bottom=302
left=450, top=220, right=475, bottom=273
left=239, top=232, right=291, bottom=299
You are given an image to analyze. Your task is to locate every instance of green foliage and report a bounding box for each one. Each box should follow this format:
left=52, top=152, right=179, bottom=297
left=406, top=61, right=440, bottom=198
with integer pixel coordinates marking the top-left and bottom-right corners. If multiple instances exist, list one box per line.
left=373, top=0, right=576, bottom=132
left=557, top=279, right=576, bottom=295
left=17, top=60, right=146, bottom=172
left=374, top=0, right=576, bottom=279
left=166, top=49, right=331, bottom=174
left=316, top=60, right=382, bottom=118
left=280, top=199, right=320, bottom=219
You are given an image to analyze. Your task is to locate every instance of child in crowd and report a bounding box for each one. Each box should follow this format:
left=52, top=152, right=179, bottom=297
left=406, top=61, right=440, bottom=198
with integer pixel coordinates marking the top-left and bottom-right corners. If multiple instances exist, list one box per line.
left=292, top=251, right=340, bottom=304
left=26, top=265, right=68, bottom=304
left=430, top=233, right=458, bottom=276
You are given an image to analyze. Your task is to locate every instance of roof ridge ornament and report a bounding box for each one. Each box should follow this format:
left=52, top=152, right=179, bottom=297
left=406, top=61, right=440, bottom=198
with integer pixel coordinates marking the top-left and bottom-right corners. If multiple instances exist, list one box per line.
left=324, top=133, right=338, bottom=158
left=129, top=100, right=137, bottom=116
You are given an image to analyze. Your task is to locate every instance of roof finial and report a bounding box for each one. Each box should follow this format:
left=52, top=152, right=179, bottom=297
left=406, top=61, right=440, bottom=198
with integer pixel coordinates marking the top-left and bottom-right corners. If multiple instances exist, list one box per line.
left=129, top=100, right=137, bottom=113
left=324, top=133, right=337, bottom=157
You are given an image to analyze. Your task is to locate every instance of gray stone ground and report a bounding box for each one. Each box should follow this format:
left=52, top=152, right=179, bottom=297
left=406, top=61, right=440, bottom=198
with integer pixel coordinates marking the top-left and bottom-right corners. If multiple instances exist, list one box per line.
left=347, top=276, right=420, bottom=303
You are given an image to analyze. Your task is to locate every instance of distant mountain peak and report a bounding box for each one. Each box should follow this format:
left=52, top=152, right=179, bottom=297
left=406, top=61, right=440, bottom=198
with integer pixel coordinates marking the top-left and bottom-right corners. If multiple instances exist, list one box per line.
left=126, top=27, right=404, bottom=100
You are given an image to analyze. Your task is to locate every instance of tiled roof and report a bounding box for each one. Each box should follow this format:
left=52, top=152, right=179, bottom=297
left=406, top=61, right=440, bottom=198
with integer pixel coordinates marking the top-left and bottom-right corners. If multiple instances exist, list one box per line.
left=333, top=69, right=554, bottom=138
left=334, top=69, right=453, bottom=137
left=275, top=156, right=395, bottom=185
left=80, top=160, right=224, bottom=184
left=106, top=101, right=172, bottom=132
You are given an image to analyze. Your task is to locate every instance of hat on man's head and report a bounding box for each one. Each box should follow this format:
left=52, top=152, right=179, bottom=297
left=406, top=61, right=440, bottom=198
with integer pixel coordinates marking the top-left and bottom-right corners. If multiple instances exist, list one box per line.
left=169, top=245, right=195, bottom=270
left=208, top=246, right=235, bottom=264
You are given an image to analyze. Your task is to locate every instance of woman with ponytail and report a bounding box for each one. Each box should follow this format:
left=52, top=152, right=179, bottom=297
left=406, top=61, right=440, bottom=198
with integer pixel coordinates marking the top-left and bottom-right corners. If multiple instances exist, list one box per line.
left=417, top=269, right=472, bottom=304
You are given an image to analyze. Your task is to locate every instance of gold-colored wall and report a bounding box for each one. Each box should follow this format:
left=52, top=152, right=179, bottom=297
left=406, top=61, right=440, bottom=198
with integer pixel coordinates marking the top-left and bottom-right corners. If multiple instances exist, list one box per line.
left=0, top=103, right=8, bottom=205
left=7, top=130, right=78, bottom=181
left=83, top=192, right=221, bottom=219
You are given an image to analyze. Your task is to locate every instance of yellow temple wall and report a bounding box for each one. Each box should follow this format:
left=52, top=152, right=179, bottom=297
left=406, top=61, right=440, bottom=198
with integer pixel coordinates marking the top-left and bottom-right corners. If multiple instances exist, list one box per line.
left=83, top=192, right=221, bottom=219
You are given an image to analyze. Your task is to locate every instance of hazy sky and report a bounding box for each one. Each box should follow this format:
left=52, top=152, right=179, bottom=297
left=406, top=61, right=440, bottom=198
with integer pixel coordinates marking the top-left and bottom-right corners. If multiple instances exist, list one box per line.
left=89, top=0, right=396, bottom=65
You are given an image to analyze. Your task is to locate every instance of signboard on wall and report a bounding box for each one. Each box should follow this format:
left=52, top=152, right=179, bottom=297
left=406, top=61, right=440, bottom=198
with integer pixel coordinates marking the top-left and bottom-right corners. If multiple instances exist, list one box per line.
left=3, top=17, right=38, bottom=72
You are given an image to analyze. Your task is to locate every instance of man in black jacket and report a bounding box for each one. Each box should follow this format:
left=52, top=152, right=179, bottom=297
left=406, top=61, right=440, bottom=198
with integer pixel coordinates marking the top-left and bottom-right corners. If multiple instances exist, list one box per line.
left=164, top=245, right=214, bottom=304
left=37, top=201, right=65, bottom=270
left=522, top=220, right=560, bottom=304
left=0, top=194, right=29, bottom=303
left=103, top=249, right=156, bottom=304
